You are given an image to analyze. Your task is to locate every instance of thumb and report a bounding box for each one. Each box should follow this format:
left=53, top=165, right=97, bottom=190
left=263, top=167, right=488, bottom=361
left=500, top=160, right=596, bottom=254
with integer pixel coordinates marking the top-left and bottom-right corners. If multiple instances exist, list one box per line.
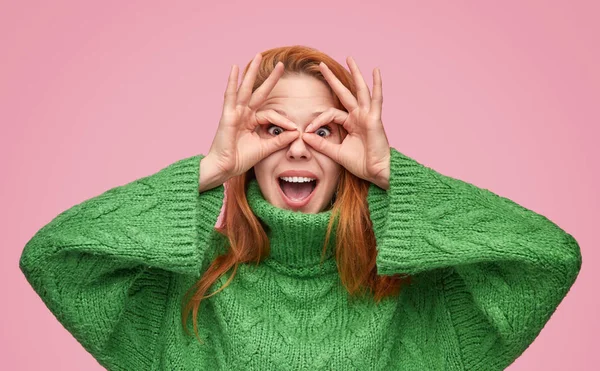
left=302, top=133, right=341, bottom=163
left=261, top=130, right=300, bottom=157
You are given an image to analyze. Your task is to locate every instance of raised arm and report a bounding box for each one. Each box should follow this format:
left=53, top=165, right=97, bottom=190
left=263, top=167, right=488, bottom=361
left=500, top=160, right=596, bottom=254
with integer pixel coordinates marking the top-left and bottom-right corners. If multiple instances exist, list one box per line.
left=19, top=154, right=225, bottom=370
left=367, top=147, right=582, bottom=370
left=19, top=52, right=309, bottom=370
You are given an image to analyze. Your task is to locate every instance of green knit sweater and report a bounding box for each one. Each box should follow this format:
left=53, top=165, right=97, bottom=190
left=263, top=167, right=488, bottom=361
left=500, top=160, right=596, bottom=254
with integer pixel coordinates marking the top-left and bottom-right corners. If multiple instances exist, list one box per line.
left=19, top=148, right=582, bottom=370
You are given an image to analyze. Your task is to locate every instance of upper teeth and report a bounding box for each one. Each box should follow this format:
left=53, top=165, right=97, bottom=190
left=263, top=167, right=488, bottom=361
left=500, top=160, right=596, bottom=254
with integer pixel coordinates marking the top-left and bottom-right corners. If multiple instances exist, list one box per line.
left=280, top=176, right=316, bottom=183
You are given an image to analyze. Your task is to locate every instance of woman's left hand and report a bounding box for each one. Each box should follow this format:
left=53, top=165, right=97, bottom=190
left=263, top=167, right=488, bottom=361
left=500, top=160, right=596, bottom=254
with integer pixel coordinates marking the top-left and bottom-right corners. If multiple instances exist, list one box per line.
left=302, top=57, right=390, bottom=190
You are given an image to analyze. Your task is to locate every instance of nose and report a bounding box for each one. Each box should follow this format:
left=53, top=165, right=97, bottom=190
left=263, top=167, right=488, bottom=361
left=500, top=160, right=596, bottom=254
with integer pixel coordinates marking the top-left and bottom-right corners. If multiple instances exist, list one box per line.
left=286, top=134, right=312, bottom=161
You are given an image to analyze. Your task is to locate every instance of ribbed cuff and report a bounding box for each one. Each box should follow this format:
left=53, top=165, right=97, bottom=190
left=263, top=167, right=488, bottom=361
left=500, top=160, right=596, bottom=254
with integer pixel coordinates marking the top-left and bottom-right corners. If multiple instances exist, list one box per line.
left=367, top=147, right=425, bottom=276
left=159, top=154, right=224, bottom=276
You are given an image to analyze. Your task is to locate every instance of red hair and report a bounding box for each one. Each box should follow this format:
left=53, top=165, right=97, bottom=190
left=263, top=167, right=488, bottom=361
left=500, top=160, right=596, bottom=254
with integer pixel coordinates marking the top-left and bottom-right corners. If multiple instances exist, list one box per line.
left=182, top=45, right=412, bottom=342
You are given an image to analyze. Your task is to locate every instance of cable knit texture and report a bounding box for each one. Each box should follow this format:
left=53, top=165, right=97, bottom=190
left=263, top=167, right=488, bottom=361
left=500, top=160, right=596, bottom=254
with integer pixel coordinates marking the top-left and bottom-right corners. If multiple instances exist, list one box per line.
left=19, top=148, right=582, bottom=370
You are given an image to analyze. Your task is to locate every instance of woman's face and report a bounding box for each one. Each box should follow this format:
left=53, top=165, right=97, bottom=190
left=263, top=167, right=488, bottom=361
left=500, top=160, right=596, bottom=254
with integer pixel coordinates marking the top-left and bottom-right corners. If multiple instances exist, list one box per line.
left=253, top=74, right=343, bottom=214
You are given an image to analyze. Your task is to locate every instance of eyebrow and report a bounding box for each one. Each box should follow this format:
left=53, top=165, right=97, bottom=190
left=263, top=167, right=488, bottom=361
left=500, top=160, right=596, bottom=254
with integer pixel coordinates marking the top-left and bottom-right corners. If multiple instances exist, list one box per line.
left=272, top=108, right=324, bottom=118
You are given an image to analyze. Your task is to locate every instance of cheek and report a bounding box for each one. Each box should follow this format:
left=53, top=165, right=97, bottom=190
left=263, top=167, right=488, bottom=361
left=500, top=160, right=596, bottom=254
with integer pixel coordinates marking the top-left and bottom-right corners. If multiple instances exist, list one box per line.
left=253, top=155, right=278, bottom=182
left=253, top=161, right=268, bottom=183
left=315, top=154, right=342, bottom=179
left=327, top=161, right=342, bottom=175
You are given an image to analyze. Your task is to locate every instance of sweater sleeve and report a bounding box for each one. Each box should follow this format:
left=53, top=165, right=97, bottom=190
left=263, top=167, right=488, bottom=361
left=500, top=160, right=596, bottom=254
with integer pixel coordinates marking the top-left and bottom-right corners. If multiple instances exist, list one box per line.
left=19, top=154, right=226, bottom=370
left=367, top=147, right=582, bottom=370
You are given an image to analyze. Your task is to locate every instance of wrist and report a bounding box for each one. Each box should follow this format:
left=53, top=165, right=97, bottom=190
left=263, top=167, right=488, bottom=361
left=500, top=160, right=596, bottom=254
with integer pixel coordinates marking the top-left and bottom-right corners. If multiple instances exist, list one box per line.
left=372, top=154, right=390, bottom=190
left=374, top=169, right=390, bottom=191
left=199, top=155, right=226, bottom=193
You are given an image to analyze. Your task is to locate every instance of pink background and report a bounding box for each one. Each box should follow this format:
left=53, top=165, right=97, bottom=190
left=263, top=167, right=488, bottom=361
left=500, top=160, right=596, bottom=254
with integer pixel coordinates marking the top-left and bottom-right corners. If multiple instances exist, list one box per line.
left=2, top=1, right=598, bottom=369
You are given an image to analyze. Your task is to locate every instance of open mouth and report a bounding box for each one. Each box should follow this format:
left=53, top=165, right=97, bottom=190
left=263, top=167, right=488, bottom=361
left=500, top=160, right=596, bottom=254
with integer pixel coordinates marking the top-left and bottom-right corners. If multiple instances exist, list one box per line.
left=278, top=176, right=318, bottom=202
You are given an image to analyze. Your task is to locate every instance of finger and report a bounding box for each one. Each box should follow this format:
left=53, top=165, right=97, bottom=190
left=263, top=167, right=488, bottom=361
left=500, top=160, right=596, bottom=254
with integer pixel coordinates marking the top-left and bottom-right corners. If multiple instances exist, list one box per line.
left=261, top=130, right=300, bottom=157
left=248, top=61, right=284, bottom=110
left=371, top=68, right=383, bottom=120
left=237, top=53, right=262, bottom=107
left=347, top=56, right=371, bottom=110
left=305, top=107, right=352, bottom=133
left=302, top=133, right=342, bottom=164
left=255, top=109, right=297, bottom=131
left=319, top=62, right=358, bottom=112
left=223, top=64, right=239, bottom=113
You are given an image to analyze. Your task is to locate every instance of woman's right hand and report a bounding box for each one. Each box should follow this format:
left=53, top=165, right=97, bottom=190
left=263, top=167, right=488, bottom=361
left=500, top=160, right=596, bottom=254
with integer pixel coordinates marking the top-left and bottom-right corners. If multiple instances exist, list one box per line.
left=199, top=53, right=300, bottom=193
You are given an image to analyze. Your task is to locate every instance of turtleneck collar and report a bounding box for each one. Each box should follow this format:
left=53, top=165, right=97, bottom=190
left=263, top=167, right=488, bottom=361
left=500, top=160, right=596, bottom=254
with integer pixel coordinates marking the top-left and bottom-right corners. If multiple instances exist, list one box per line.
left=246, top=179, right=338, bottom=277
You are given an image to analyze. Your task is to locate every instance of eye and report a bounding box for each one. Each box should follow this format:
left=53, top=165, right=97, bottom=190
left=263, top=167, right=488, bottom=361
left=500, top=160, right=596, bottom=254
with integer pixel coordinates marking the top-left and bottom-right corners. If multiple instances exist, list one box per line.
left=267, top=124, right=284, bottom=136
left=315, top=125, right=332, bottom=138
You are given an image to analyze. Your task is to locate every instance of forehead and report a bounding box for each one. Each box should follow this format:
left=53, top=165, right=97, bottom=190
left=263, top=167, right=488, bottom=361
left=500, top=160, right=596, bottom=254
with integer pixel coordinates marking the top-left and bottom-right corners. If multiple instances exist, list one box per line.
left=261, top=75, right=335, bottom=111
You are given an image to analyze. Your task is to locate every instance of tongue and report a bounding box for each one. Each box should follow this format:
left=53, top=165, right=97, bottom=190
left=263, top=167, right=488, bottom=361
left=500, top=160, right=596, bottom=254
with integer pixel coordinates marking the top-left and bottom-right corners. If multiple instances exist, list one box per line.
left=281, top=181, right=314, bottom=201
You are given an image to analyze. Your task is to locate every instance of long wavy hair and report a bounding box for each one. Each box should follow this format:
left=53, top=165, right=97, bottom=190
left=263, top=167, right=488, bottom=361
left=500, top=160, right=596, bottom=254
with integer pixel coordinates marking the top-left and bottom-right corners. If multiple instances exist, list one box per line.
left=182, top=45, right=412, bottom=342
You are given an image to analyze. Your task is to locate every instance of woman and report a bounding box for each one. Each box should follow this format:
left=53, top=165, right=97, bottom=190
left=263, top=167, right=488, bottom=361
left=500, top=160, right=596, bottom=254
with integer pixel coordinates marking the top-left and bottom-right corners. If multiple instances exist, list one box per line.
left=19, top=45, right=582, bottom=370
